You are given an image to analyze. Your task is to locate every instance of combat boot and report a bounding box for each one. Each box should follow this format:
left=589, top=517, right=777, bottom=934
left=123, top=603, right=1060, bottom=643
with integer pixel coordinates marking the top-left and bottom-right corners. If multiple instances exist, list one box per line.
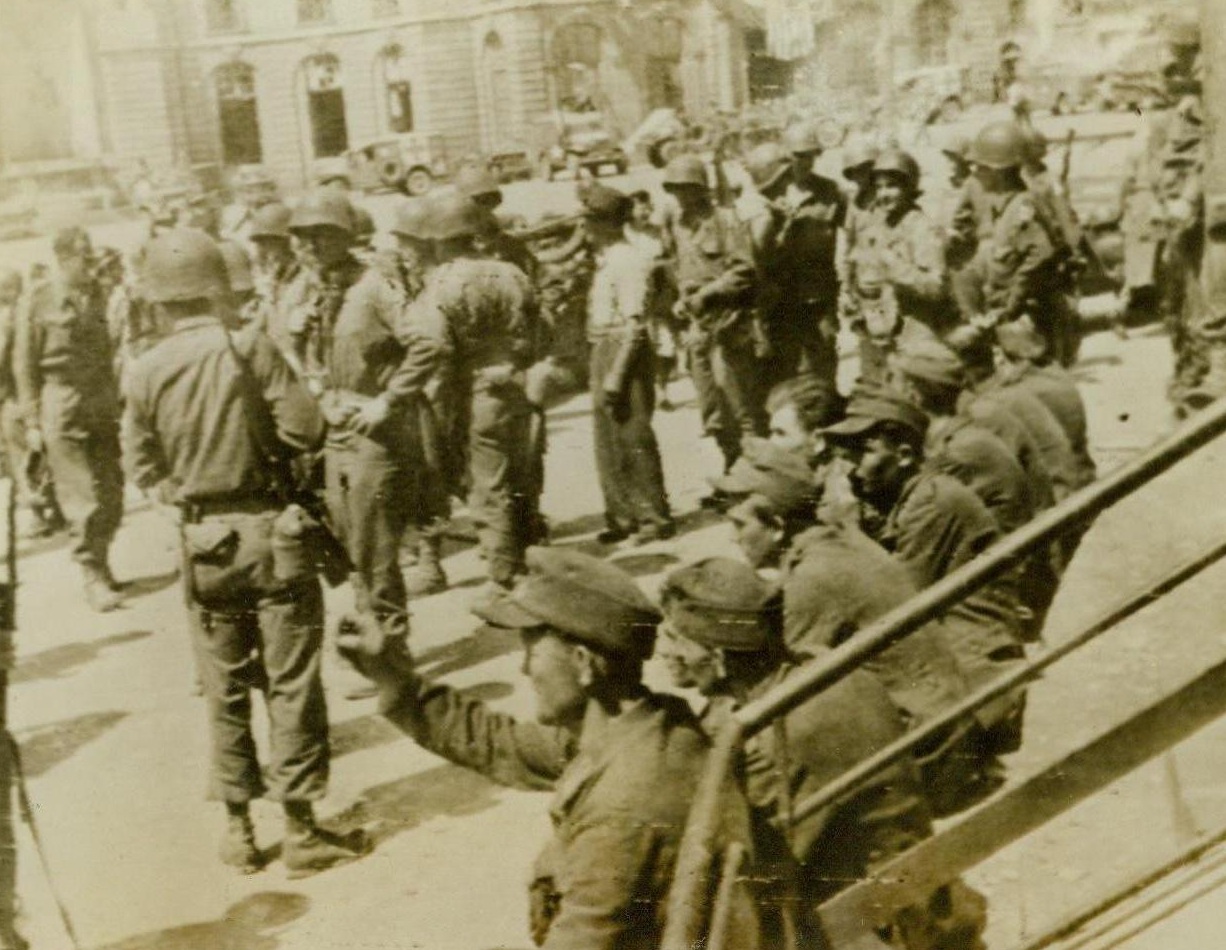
left=82, top=565, right=123, bottom=613
left=282, top=803, right=371, bottom=878
left=405, top=535, right=448, bottom=597
left=219, top=811, right=263, bottom=874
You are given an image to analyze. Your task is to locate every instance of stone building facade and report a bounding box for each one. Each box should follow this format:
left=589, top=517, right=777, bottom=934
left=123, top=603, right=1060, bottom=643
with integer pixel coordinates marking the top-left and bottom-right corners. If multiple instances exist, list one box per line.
left=70, top=0, right=755, bottom=189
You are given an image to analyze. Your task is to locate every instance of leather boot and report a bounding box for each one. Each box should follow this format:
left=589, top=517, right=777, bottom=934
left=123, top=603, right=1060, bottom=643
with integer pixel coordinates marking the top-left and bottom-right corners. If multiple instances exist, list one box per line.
left=406, top=534, right=448, bottom=597
left=219, top=811, right=263, bottom=874
left=282, top=803, right=370, bottom=878
left=82, top=565, right=123, bottom=613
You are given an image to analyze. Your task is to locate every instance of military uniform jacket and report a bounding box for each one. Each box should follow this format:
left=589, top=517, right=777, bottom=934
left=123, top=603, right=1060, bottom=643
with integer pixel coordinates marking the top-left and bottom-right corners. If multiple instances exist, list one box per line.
left=284, top=256, right=367, bottom=387
left=780, top=522, right=969, bottom=727
left=15, top=274, right=120, bottom=428
left=701, top=659, right=924, bottom=875
left=396, top=257, right=540, bottom=398
left=993, top=362, right=1096, bottom=490
left=122, top=317, right=324, bottom=505
left=749, top=174, right=845, bottom=309
left=926, top=414, right=1035, bottom=534
left=659, top=203, right=756, bottom=330
left=381, top=678, right=759, bottom=950
left=880, top=469, right=1022, bottom=656
left=844, top=201, right=951, bottom=335
left=975, top=189, right=1060, bottom=323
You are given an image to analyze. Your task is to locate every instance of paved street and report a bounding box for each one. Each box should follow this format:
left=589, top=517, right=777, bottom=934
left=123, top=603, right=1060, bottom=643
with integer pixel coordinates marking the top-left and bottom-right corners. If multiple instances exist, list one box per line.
left=8, top=129, right=1226, bottom=948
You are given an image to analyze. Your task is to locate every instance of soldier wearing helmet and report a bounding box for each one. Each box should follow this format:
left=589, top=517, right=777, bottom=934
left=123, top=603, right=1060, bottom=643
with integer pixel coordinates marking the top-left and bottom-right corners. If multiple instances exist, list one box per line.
left=957, top=121, right=1066, bottom=365
left=453, top=163, right=538, bottom=281
left=122, top=226, right=371, bottom=876
left=743, top=138, right=847, bottom=391
left=15, top=226, right=126, bottom=611
left=842, top=147, right=949, bottom=383
left=244, top=202, right=300, bottom=353
left=657, top=152, right=759, bottom=478
left=394, top=192, right=545, bottom=588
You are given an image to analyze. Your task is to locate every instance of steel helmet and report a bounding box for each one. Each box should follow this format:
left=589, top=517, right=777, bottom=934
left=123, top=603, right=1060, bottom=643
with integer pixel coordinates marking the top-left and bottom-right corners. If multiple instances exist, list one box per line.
left=1000, top=40, right=1022, bottom=61
left=453, top=163, right=502, bottom=201
left=427, top=193, right=489, bottom=241
left=969, top=121, right=1028, bottom=170
left=661, top=154, right=709, bottom=189
left=391, top=197, right=432, bottom=240
left=841, top=137, right=879, bottom=174
left=744, top=143, right=791, bottom=192
left=139, top=227, right=230, bottom=303
left=289, top=190, right=356, bottom=235
left=218, top=240, right=254, bottom=294
left=872, top=148, right=921, bottom=189
left=782, top=121, right=824, bottom=156
left=248, top=202, right=293, bottom=241
left=1021, top=126, right=1049, bottom=163
left=1163, top=13, right=1199, bottom=49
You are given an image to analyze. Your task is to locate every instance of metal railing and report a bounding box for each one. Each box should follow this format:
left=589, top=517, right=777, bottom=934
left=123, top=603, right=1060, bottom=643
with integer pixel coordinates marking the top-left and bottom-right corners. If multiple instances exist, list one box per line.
left=661, top=394, right=1226, bottom=950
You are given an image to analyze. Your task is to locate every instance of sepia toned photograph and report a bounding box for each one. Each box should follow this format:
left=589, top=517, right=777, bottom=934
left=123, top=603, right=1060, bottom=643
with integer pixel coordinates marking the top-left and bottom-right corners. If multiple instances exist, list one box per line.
left=0, top=0, right=1222, bottom=947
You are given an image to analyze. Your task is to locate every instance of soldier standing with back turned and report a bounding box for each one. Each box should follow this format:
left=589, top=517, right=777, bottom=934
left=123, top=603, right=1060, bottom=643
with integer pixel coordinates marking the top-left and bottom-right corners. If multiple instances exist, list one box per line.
left=15, top=227, right=125, bottom=611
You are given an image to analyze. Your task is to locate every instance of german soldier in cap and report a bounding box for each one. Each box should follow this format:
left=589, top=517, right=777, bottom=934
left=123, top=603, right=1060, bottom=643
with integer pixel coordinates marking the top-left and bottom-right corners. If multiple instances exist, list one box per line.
left=823, top=386, right=1028, bottom=758
left=395, top=193, right=543, bottom=590
left=712, top=439, right=979, bottom=811
left=122, top=227, right=369, bottom=876
left=15, top=226, right=126, bottom=610
left=656, top=154, right=759, bottom=473
left=338, top=547, right=761, bottom=950
left=657, top=558, right=986, bottom=947
left=581, top=184, right=674, bottom=545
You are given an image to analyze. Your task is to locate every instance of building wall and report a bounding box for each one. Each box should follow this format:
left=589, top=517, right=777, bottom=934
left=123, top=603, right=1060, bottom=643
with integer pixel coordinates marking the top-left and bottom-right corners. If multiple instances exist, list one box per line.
left=90, top=0, right=750, bottom=191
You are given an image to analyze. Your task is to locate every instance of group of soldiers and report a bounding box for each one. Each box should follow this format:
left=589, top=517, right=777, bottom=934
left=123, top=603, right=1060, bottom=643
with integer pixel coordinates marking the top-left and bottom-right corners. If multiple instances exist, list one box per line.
left=6, top=22, right=1208, bottom=945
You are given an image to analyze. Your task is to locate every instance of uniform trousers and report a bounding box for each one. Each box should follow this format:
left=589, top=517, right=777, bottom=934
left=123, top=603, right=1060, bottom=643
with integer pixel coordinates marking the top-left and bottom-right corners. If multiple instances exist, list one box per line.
left=762, top=300, right=839, bottom=391
left=40, top=380, right=123, bottom=567
left=466, top=381, right=535, bottom=585
left=685, top=328, right=740, bottom=468
left=186, top=512, right=328, bottom=804
left=326, top=432, right=413, bottom=634
left=589, top=337, right=671, bottom=534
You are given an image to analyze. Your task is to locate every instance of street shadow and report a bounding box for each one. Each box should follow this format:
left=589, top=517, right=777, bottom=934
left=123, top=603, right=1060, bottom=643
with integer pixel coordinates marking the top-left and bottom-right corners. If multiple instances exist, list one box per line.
left=333, top=761, right=502, bottom=847
left=610, top=552, right=680, bottom=577
left=13, top=629, right=152, bottom=684
left=330, top=683, right=511, bottom=759
left=16, top=709, right=128, bottom=778
left=95, top=892, right=309, bottom=950
left=415, top=625, right=522, bottom=679
left=121, top=569, right=182, bottom=599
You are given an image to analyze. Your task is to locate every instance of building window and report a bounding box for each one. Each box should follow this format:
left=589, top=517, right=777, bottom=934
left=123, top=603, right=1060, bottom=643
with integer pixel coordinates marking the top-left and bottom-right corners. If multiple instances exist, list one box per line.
left=482, top=32, right=510, bottom=145
left=915, top=0, right=953, bottom=67
left=373, top=0, right=399, bottom=16
left=303, top=54, right=348, bottom=157
left=216, top=62, right=262, bottom=164
left=298, top=0, right=331, bottom=26
left=380, top=45, right=413, bottom=133
left=205, top=0, right=242, bottom=34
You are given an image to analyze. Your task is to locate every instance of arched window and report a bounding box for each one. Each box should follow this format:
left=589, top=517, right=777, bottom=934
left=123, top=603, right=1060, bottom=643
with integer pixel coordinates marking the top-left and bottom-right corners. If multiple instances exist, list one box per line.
left=482, top=32, right=511, bottom=145
left=303, top=54, right=348, bottom=157
left=380, top=45, right=414, bottom=134
left=216, top=62, right=261, bottom=164
left=646, top=17, right=684, bottom=109
left=552, top=21, right=602, bottom=110
left=915, top=0, right=954, bottom=67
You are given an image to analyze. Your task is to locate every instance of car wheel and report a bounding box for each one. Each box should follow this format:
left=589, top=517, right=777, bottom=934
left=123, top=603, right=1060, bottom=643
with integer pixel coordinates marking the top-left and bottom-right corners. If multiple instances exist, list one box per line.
left=404, top=167, right=433, bottom=195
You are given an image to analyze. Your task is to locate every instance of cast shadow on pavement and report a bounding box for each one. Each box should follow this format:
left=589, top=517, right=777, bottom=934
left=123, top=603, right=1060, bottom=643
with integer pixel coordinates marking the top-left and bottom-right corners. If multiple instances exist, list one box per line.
left=15, top=709, right=128, bottom=778
left=332, top=761, right=502, bottom=847
left=331, top=683, right=512, bottom=760
left=95, top=892, right=309, bottom=950
left=414, top=624, right=522, bottom=679
left=120, top=569, right=183, bottom=600
left=13, top=629, right=151, bottom=684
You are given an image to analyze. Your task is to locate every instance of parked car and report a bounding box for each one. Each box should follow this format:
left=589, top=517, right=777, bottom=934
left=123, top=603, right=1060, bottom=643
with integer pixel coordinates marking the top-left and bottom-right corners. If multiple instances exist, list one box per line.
left=486, top=146, right=534, bottom=184
left=535, top=110, right=629, bottom=180
left=346, top=133, right=450, bottom=195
